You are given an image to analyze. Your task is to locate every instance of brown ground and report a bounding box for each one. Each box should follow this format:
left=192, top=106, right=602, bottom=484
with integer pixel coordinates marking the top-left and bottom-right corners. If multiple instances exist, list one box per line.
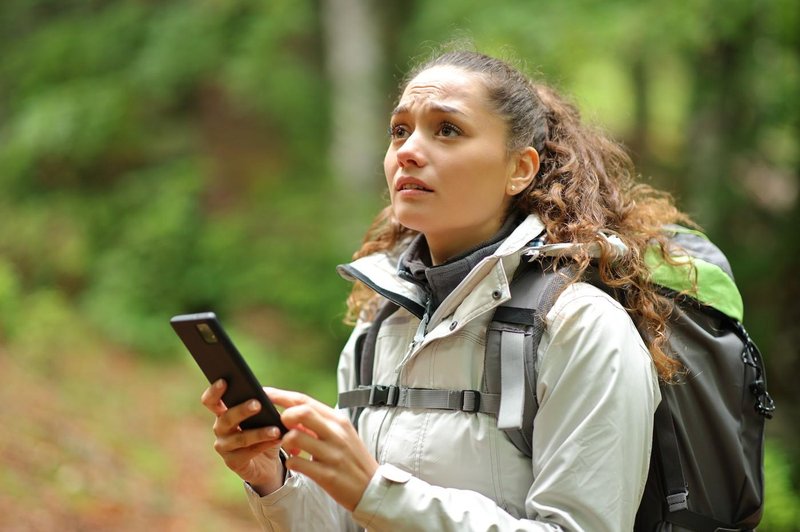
left=0, top=345, right=260, bottom=532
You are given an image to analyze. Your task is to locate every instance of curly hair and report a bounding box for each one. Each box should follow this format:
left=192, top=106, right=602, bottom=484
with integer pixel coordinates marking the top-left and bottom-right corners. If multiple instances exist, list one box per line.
left=346, top=49, right=692, bottom=381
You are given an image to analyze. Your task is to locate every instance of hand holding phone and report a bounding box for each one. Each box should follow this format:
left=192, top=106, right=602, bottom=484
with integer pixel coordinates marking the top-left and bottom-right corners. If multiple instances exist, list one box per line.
left=170, top=312, right=287, bottom=433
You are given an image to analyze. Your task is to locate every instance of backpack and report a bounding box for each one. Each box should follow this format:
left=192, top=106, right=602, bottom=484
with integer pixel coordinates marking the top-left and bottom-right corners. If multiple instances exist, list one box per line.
left=338, top=226, right=775, bottom=532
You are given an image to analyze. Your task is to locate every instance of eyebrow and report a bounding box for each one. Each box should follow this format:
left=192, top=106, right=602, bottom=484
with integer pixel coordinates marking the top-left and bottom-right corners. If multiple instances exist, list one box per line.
left=391, top=102, right=468, bottom=117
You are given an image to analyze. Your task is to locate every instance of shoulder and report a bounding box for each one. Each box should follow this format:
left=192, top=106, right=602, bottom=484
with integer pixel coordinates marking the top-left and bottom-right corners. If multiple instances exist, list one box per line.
left=546, top=281, right=637, bottom=338
left=530, top=281, right=660, bottom=531
left=547, top=281, right=630, bottom=331
left=540, top=281, right=656, bottom=386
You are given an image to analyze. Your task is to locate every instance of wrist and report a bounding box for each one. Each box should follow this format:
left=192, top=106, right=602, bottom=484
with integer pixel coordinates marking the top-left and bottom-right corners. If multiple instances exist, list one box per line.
left=249, top=450, right=288, bottom=496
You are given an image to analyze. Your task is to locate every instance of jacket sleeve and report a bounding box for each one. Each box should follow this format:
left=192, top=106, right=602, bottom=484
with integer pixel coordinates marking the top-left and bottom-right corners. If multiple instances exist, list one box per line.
left=350, top=283, right=660, bottom=532
left=243, top=322, right=370, bottom=532
left=244, top=473, right=358, bottom=532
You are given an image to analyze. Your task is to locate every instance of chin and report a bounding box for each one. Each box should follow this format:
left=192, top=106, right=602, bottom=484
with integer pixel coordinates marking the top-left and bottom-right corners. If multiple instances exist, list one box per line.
left=392, top=209, right=430, bottom=234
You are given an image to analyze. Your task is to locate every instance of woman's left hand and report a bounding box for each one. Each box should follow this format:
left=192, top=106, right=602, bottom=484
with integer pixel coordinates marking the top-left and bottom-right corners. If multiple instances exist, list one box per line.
left=266, top=387, right=379, bottom=512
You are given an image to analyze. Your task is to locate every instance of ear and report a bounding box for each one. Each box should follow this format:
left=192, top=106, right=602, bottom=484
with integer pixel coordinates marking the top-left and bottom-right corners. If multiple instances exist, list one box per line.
left=506, top=147, right=540, bottom=196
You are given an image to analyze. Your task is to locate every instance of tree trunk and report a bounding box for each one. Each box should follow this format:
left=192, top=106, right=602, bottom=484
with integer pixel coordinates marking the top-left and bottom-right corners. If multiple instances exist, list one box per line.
left=321, top=0, right=384, bottom=189
left=321, top=0, right=386, bottom=246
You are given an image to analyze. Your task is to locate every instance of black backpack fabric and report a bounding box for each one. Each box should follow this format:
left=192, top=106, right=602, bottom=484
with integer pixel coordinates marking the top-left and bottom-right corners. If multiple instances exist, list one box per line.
left=338, top=227, right=774, bottom=531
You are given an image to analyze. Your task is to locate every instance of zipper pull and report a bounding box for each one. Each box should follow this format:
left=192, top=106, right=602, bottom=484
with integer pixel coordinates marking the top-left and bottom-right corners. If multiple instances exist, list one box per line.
left=413, top=312, right=428, bottom=346
left=411, top=296, right=433, bottom=349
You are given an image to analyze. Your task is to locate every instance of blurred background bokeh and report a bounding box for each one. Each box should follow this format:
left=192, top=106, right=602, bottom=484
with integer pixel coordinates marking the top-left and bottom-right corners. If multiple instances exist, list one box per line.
left=0, top=0, right=797, bottom=530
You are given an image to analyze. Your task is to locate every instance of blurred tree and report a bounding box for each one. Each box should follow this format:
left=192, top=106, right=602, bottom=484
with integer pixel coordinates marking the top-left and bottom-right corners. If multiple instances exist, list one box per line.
left=321, top=0, right=384, bottom=190
left=321, top=0, right=387, bottom=244
left=0, top=0, right=351, bottom=365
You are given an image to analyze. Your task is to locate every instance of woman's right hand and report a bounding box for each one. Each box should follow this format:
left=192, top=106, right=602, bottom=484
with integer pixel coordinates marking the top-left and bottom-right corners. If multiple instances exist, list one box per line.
left=200, top=379, right=285, bottom=496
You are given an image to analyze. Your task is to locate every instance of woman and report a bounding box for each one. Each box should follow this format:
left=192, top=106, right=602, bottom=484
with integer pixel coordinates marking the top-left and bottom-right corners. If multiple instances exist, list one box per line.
left=201, top=49, right=689, bottom=531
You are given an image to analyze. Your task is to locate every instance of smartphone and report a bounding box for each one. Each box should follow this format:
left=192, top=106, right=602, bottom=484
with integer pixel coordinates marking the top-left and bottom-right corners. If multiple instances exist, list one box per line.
left=170, top=312, right=287, bottom=433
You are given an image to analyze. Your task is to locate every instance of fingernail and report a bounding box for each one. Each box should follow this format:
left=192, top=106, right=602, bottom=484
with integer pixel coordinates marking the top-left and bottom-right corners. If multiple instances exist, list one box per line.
left=214, top=379, right=224, bottom=389
left=268, top=427, right=280, bottom=438
left=249, top=400, right=261, bottom=411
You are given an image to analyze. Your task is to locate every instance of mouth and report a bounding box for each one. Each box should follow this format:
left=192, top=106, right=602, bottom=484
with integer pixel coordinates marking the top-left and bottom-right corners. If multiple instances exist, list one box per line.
left=399, top=183, right=432, bottom=191
left=395, top=177, right=433, bottom=192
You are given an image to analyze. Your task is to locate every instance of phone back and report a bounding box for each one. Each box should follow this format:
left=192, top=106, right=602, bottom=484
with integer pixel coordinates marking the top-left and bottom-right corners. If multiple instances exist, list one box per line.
left=171, top=312, right=285, bottom=431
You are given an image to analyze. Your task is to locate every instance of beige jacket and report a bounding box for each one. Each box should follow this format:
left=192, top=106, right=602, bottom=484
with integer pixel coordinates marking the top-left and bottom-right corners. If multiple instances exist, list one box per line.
left=246, top=215, right=660, bottom=531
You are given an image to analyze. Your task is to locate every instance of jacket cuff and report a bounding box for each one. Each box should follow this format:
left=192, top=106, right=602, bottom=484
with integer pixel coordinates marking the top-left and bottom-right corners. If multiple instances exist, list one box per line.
left=244, top=471, right=304, bottom=508
left=243, top=451, right=303, bottom=525
left=351, top=463, right=412, bottom=529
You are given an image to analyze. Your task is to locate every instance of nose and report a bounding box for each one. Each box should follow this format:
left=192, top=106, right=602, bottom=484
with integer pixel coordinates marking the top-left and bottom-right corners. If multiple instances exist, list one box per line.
left=395, top=130, right=426, bottom=168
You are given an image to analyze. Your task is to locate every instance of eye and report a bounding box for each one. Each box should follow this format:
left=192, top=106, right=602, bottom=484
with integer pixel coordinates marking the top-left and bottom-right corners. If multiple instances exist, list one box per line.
left=389, top=124, right=410, bottom=140
left=438, top=122, right=462, bottom=138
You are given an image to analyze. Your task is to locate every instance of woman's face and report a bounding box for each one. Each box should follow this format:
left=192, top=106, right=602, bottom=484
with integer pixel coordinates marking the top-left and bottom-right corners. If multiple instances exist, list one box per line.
left=384, top=66, right=520, bottom=264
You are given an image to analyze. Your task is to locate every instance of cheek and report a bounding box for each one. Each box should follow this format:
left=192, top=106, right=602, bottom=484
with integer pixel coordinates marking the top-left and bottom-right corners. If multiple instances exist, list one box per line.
left=384, top=150, right=395, bottom=187
left=461, top=158, right=508, bottom=195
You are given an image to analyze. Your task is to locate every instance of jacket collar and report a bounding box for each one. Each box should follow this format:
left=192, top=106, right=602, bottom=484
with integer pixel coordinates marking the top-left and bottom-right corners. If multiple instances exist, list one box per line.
left=337, top=214, right=547, bottom=319
left=397, top=214, right=522, bottom=313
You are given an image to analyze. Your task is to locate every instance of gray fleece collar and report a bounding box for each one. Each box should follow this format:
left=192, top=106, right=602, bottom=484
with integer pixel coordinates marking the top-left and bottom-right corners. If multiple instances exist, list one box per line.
left=397, top=216, right=523, bottom=312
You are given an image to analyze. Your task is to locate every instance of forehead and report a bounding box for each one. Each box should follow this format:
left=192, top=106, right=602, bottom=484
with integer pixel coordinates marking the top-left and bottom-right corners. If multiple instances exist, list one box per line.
left=397, top=66, right=489, bottom=110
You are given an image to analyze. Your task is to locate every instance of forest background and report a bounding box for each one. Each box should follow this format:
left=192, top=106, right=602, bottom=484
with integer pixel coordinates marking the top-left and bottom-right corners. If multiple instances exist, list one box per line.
left=0, top=0, right=798, bottom=530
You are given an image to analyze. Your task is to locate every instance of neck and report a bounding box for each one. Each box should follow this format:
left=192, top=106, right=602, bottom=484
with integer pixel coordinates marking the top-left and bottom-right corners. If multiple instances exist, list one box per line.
left=424, top=217, right=515, bottom=266
left=425, top=233, right=484, bottom=266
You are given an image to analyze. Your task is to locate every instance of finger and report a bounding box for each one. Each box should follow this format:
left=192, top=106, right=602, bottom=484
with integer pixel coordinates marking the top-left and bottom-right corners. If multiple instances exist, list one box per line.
left=281, top=403, right=349, bottom=442
left=291, top=423, right=320, bottom=440
left=265, top=387, right=334, bottom=413
left=220, top=438, right=281, bottom=475
left=265, top=387, right=345, bottom=431
left=284, top=453, right=373, bottom=513
left=284, top=453, right=325, bottom=478
left=200, top=379, right=228, bottom=416
left=281, top=426, right=329, bottom=459
left=215, top=425, right=283, bottom=455
left=214, top=399, right=263, bottom=435
left=280, top=411, right=358, bottom=467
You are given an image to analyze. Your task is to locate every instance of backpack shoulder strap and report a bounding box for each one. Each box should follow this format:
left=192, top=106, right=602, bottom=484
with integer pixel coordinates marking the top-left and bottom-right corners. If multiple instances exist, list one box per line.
left=341, top=300, right=399, bottom=425
left=485, top=259, right=574, bottom=457
left=357, top=300, right=399, bottom=387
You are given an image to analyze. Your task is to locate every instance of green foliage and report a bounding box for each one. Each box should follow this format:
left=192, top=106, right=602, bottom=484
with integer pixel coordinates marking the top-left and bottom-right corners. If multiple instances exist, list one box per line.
left=762, top=443, right=800, bottom=531
left=81, top=158, right=212, bottom=354
left=0, top=0, right=347, bottom=363
left=0, top=258, right=22, bottom=338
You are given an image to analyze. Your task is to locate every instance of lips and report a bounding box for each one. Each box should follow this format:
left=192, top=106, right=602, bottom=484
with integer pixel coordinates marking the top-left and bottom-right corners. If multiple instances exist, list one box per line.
left=395, top=176, right=433, bottom=192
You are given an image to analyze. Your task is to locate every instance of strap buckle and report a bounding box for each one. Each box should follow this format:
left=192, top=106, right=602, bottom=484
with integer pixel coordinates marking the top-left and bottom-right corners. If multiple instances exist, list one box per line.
left=666, top=490, right=689, bottom=512
left=368, top=385, right=399, bottom=407
left=460, top=390, right=481, bottom=413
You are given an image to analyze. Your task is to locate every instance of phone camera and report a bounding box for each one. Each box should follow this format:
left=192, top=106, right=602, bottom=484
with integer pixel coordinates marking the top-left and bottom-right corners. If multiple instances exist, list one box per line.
left=196, top=323, right=219, bottom=344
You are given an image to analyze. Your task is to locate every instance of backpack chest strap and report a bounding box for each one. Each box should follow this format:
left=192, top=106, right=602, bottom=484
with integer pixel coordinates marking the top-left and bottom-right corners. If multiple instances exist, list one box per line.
left=338, top=385, right=501, bottom=415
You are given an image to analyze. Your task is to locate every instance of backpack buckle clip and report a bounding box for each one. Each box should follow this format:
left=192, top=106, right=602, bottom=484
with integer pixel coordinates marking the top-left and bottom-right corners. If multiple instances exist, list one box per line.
left=666, top=490, right=689, bottom=512
left=460, top=390, right=481, bottom=413
left=369, top=385, right=398, bottom=407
